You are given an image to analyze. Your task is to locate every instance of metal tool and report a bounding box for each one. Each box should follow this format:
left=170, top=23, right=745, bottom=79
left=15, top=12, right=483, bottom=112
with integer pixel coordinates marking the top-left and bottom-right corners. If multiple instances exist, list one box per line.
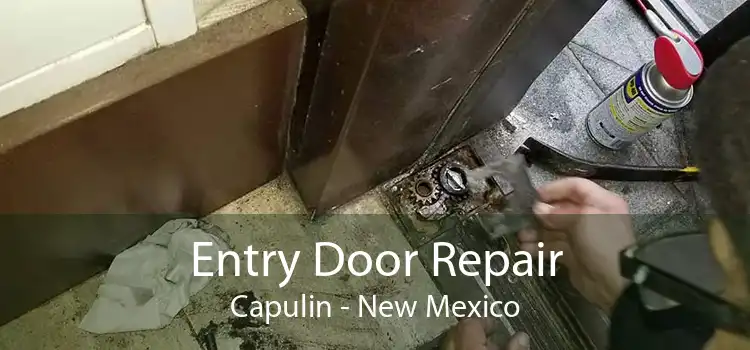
left=438, top=162, right=471, bottom=197
left=411, top=173, right=443, bottom=206
left=517, top=137, right=700, bottom=182
left=465, top=154, right=539, bottom=240
left=466, top=154, right=537, bottom=214
left=463, top=135, right=701, bottom=241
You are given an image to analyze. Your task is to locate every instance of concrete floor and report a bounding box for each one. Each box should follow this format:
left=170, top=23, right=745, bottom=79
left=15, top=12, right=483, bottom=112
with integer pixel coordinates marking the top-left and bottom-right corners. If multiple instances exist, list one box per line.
left=471, top=0, right=746, bottom=240
left=0, top=174, right=454, bottom=350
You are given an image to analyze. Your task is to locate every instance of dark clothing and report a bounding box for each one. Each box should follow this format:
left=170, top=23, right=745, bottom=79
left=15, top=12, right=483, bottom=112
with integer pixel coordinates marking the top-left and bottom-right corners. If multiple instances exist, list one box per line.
left=609, top=284, right=715, bottom=350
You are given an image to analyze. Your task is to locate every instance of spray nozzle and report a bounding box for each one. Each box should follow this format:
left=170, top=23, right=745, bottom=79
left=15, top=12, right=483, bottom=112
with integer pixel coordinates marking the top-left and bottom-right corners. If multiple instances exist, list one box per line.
left=653, top=29, right=704, bottom=90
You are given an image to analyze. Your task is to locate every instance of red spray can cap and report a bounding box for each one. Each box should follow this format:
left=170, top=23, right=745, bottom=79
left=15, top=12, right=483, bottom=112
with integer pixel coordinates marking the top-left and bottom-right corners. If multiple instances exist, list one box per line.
left=653, top=31, right=704, bottom=90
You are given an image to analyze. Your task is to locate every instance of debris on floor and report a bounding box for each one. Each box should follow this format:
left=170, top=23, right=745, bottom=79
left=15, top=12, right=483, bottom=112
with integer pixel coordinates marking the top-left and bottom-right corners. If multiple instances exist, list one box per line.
left=79, top=219, right=229, bottom=334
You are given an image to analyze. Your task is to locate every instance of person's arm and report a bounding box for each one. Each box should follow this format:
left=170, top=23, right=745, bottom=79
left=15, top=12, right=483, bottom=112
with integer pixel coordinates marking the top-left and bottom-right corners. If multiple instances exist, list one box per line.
left=518, top=177, right=635, bottom=313
left=446, top=177, right=635, bottom=350
left=442, top=318, right=530, bottom=350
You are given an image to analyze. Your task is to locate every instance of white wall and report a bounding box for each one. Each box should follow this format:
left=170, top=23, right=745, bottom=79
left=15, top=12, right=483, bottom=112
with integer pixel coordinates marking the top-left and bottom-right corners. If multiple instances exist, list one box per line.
left=0, top=0, right=147, bottom=86
left=0, top=0, right=198, bottom=118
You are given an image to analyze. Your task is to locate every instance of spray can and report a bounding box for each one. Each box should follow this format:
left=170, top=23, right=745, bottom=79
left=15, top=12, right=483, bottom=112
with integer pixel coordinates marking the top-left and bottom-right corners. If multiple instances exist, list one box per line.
left=586, top=31, right=704, bottom=150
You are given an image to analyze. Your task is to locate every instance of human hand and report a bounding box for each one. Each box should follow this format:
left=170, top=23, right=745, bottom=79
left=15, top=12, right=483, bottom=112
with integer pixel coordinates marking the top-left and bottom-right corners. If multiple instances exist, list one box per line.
left=442, top=318, right=530, bottom=350
left=518, top=177, right=635, bottom=313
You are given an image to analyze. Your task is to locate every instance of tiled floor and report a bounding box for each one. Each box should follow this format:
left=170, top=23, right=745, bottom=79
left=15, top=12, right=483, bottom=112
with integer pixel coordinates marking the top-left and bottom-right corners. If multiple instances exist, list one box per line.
left=471, top=0, right=745, bottom=238
left=684, top=0, right=746, bottom=27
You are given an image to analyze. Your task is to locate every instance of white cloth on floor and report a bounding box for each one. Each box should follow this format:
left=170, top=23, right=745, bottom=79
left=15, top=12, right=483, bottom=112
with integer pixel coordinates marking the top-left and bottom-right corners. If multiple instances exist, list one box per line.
left=79, top=219, right=228, bottom=334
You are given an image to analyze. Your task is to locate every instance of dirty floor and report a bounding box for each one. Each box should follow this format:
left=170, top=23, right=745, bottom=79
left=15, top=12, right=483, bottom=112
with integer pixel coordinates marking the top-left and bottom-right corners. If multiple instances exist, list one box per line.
left=0, top=174, right=454, bottom=350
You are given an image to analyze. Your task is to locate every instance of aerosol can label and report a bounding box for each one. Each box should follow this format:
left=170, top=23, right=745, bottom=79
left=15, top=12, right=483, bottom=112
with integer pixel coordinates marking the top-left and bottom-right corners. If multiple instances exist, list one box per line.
left=586, top=63, right=686, bottom=149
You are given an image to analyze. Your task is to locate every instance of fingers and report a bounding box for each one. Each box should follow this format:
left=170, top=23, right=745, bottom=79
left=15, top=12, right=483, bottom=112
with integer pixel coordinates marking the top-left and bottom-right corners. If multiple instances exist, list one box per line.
left=520, top=241, right=570, bottom=267
left=519, top=229, right=570, bottom=267
left=479, top=317, right=496, bottom=335
left=517, top=228, right=537, bottom=243
left=475, top=333, right=531, bottom=350
left=537, top=177, right=604, bottom=204
left=518, top=229, right=565, bottom=252
left=537, top=178, right=629, bottom=214
left=505, top=332, right=531, bottom=350
left=453, top=318, right=491, bottom=349
left=532, top=202, right=582, bottom=231
left=445, top=319, right=532, bottom=350
left=537, top=240, right=568, bottom=255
